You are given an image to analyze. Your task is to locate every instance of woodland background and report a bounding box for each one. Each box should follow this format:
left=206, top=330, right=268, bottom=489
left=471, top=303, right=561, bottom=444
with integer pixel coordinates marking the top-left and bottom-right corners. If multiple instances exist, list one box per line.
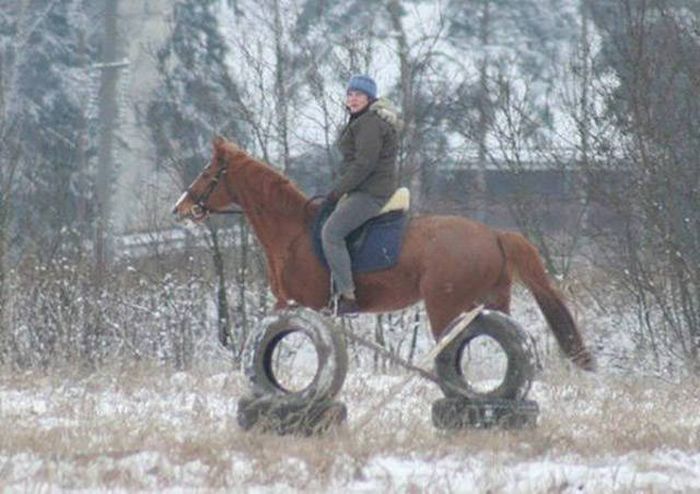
left=0, top=0, right=698, bottom=376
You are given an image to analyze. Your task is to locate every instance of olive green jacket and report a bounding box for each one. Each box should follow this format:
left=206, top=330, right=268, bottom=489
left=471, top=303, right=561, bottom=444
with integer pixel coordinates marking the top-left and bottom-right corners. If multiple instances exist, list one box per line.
left=333, top=98, right=402, bottom=200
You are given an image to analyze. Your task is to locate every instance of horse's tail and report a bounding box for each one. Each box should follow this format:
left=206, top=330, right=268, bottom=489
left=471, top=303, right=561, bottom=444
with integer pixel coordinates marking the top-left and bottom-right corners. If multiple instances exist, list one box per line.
left=497, top=231, right=595, bottom=371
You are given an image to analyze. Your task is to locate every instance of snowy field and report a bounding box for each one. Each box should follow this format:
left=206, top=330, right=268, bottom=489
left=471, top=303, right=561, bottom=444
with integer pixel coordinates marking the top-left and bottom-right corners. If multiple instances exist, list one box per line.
left=2, top=358, right=700, bottom=492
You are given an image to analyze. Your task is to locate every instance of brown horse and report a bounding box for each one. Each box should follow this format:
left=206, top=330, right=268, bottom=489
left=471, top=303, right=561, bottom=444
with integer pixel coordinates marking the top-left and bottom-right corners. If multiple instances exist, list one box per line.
left=173, top=137, right=594, bottom=370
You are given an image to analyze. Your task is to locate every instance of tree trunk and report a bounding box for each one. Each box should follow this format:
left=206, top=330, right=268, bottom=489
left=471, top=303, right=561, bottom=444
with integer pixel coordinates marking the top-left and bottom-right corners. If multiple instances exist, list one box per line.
left=387, top=0, right=420, bottom=206
left=207, top=223, right=232, bottom=353
left=576, top=1, right=592, bottom=232
left=96, top=0, right=122, bottom=272
left=273, top=0, right=291, bottom=174
left=475, top=0, right=491, bottom=222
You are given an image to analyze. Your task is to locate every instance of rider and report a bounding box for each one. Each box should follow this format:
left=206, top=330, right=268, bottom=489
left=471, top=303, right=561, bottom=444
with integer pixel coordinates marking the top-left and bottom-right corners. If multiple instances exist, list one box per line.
left=322, top=74, right=402, bottom=314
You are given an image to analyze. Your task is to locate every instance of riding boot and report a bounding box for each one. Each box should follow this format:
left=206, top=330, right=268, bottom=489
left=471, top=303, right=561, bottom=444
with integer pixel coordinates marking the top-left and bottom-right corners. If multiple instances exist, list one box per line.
left=336, top=295, right=360, bottom=316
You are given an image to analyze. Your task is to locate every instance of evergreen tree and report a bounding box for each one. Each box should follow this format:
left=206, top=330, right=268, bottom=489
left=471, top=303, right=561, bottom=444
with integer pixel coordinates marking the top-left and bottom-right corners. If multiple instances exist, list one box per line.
left=2, top=0, right=98, bottom=261
left=443, top=0, right=581, bottom=143
left=447, top=0, right=579, bottom=81
left=147, top=0, right=246, bottom=184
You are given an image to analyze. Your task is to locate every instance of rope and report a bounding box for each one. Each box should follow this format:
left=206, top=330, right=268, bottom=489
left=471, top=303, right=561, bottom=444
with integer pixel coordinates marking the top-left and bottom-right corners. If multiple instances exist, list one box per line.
left=337, top=306, right=484, bottom=432
left=337, top=326, right=441, bottom=384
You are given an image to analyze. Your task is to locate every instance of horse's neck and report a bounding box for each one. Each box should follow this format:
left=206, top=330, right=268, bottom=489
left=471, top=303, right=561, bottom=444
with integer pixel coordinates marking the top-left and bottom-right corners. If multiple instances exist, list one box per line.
left=244, top=199, right=305, bottom=249
left=229, top=160, right=307, bottom=256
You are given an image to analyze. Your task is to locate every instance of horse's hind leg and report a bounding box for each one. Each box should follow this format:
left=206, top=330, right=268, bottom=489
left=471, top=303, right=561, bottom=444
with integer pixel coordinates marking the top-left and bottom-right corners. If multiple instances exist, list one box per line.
left=424, top=299, right=463, bottom=341
left=422, top=276, right=512, bottom=340
left=485, top=279, right=512, bottom=314
left=421, top=281, right=480, bottom=341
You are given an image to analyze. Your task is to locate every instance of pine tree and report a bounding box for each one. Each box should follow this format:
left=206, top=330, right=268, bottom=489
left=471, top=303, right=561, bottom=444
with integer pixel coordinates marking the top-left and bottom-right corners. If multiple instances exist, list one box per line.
left=147, top=0, right=246, bottom=183
left=443, top=0, right=581, bottom=150
left=2, top=0, right=98, bottom=261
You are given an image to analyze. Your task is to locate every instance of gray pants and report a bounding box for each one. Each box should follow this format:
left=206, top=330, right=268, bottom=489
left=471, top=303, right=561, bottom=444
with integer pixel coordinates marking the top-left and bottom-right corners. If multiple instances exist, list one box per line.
left=321, top=192, right=386, bottom=297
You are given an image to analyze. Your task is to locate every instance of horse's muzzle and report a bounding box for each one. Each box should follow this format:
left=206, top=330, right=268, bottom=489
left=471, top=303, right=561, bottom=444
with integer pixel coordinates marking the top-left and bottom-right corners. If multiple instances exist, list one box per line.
left=189, top=204, right=208, bottom=222
left=172, top=192, right=189, bottom=222
left=172, top=204, right=207, bottom=223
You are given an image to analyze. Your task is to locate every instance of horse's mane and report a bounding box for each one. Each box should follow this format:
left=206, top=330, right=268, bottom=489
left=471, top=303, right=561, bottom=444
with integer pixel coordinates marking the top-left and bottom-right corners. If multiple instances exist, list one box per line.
left=218, top=141, right=310, bottom=215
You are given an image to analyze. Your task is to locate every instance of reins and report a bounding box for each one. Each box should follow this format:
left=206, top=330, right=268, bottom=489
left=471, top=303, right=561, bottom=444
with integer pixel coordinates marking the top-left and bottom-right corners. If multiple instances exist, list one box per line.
left=188, top=153, right=319, bottom=222
left=187, top=161, right=244, bottom=217
left=302, top=195, right=326, bottom=224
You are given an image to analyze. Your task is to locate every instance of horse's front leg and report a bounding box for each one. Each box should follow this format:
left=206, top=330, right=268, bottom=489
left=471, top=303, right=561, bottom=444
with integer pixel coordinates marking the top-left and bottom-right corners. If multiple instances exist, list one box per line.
left=265, top=257, right=284, bottom=302
left=273, top=299, right=292, bottom=311
left=266, top=257, right=298, bottom=311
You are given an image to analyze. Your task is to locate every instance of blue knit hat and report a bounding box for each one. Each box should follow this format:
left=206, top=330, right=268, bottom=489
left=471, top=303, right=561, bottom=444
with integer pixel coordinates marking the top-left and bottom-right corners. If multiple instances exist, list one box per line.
left=347, top=74, right=377, bottom=100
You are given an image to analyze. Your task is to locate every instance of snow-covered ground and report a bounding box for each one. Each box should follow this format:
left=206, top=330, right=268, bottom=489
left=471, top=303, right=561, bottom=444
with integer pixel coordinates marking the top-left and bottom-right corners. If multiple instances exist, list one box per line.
left=2, top=277, right=698, bottom=492
left=2, top=262, right=696, bottom=492
left=1, top=359, right=699, bottom=492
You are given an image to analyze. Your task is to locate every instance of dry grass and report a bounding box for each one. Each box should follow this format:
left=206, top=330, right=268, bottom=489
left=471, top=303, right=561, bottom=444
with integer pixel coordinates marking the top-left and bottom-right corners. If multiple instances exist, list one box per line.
left=1, top=360, right=699, bottom=492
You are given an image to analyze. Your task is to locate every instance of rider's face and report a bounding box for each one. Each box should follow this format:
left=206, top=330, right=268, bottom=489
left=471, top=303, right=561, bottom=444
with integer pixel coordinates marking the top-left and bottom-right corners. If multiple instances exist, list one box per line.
left=346, top=90, right=370, bottom=114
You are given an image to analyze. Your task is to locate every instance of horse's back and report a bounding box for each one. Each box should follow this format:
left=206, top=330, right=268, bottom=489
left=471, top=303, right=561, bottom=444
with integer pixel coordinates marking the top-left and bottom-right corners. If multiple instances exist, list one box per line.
left=400, top=214, right=504, bottom=273
left=405, top=213, right=500, bottom=247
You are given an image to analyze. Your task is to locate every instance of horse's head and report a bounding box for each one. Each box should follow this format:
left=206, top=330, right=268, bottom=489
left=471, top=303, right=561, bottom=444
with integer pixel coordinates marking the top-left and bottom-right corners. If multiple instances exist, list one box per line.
left=172, top=136, right=241, bottom=222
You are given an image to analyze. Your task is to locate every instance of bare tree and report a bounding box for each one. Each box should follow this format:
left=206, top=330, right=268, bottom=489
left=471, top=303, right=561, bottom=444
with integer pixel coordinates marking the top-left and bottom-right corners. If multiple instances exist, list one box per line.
left=272, top=0, right=292, bottom=173
left=474, top=0, right=492, bottom=221
left=584, top=0, right=700, bottom=372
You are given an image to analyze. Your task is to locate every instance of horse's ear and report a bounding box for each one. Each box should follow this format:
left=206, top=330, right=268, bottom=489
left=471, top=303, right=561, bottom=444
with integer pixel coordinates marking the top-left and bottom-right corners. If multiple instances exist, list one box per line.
left=213, top=135, right=226, bottom=150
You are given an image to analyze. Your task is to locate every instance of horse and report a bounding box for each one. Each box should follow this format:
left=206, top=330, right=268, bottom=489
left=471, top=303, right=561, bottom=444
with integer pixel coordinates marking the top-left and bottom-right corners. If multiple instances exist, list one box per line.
left=173, top=136, right=595, bottom=371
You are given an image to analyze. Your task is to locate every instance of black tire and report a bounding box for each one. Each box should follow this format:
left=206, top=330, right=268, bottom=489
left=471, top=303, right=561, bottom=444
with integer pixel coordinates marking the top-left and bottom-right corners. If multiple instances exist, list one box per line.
left=434, top=310, right=535, bottom=401
left=432, top=397, right=539, bottom=430
left=237, top=395, right=347, bottom=435
left=242, top=308, right=348, bottom=403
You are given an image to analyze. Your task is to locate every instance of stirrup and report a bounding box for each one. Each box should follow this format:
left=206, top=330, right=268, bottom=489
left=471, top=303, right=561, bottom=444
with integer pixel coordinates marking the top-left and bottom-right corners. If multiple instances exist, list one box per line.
left=337, top=295, right=360, bottom=317
left=325, top=294, right=359, bottom=318
left=320, top=294, right=339, bottom=317
left=326, top=275, right=359, bottom=317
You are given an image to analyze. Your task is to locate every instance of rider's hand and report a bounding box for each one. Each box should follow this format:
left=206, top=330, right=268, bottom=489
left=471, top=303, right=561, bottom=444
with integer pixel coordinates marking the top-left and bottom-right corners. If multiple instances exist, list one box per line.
left=326, top=190, right=340, bottom=204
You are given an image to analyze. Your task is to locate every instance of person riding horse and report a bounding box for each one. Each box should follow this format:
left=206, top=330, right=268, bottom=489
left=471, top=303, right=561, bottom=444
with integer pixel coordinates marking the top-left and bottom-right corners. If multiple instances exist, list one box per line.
left=174, top=137, right=596, bottom=371
left=322, top=75, right=402, bottom=314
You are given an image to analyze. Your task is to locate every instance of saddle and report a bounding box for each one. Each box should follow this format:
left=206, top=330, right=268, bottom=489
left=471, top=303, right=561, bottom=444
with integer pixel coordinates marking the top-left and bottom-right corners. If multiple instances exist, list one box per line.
left=311, top=188, right=410, bottom=273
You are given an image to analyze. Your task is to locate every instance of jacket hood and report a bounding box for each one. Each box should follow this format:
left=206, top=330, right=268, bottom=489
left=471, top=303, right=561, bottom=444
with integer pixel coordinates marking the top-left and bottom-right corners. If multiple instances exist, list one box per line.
left=370, top=98, right=404, bottom=132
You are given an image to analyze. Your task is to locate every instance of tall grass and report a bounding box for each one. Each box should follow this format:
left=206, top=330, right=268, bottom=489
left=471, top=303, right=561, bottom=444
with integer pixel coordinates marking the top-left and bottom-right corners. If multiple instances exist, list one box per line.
left=1, top=363, right=698, bottom=491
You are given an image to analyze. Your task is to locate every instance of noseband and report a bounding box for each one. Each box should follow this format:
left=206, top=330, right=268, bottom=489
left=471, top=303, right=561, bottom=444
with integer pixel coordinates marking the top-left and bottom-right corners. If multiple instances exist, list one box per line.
left=186, top=162, right=242, bottom=217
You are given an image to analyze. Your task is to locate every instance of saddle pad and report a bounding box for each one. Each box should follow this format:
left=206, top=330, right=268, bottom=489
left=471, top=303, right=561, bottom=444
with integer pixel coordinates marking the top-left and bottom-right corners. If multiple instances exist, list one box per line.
left=311, top=201, right=409, bottom=274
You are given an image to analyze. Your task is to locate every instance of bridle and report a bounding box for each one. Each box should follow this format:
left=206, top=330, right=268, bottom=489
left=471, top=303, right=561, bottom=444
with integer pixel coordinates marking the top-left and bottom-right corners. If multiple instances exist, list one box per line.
left=185, top=161, right=243, bottom=219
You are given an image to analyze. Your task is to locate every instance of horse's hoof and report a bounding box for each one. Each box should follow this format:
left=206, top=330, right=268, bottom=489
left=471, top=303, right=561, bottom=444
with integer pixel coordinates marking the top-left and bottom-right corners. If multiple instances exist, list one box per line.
left=335, top=296, right=361, bottom=316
